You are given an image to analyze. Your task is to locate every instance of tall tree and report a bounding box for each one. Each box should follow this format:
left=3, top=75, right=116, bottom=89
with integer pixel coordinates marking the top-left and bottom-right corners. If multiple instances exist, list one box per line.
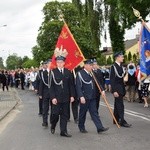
left=0, top=57, right=4, bottom=69
left=133, top=53, right=137, bottom=63
left=104, top=0, right=150, bottom=55
left=22, top=58, right=38, bottom=69
left=107, top=56, right=113, bottom=64
left=72, top=0, right=103, bottom=52
left=128, top=51, right=132, bottom=61
left=74, top=0, right=150, bottom=57
left=6, top=53, right=22, bottom=70
left=33, top=1, right=98, bottom=63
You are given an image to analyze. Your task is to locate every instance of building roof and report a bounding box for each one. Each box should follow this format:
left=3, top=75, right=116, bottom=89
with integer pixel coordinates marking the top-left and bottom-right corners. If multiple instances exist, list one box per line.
left=102, top=36, right=139, bottom=56
left=125, top=38, right=138, bottom=50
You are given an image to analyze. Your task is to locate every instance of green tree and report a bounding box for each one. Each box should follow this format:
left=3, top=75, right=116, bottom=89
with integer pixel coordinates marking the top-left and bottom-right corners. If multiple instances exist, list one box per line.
left=72, top=0, right=103, bottom=51
left=124, top=54, right=128, bottom=63
left=103, top=0, right=150, bottom=55
left=109, top=7, right=125, bottom=55
left=133, top=53, right=137, bottom=63
left=72, top=0, right=150, bottom=57
left=128, top=52, right=132, bottom=61
left=106, top=56, right=113, bottom=65
left=0, top=57, right=4, bottom=69
left=22, top=56, right=29, bottom=64
left=97, top=53, right=106, bottom=65
left=22, top=59, right=38, bottom=68
left=33, top=1, right=98, bottom=64
left=6, top=53, right=22, bottom=70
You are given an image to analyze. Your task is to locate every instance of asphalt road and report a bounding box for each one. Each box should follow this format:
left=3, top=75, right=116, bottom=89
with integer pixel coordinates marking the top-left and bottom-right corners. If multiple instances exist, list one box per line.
left=0, top=89, right=150, bottom=150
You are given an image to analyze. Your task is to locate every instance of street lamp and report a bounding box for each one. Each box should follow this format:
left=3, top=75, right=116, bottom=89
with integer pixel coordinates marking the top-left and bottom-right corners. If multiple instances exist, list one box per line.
left=0, top=25, right=7, bottom=27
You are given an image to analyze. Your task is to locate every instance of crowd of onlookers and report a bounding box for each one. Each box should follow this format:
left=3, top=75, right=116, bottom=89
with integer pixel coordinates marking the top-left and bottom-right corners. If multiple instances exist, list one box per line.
left=0, top=61, right=149, bottom=108
left=0, top=67, right=38, bottom=91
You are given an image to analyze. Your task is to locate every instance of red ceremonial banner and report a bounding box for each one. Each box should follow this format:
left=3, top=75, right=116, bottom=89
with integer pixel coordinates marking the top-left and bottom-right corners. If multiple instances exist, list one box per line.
left=50, top=23, right=85, bottom=70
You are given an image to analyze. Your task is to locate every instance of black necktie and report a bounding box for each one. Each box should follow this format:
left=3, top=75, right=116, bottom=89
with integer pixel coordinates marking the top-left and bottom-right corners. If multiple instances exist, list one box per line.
left=60, top=69, right=63, bottom=75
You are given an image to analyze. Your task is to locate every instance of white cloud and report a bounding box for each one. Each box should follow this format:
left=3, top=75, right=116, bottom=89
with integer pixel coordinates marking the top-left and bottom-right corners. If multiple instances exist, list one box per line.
left=0, top=0, right=50, bottom=63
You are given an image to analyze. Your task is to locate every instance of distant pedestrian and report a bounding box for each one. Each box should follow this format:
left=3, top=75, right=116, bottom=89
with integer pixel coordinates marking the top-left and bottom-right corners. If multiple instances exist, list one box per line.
left=14, top=70, right=20, bottom=88
left=125, top=64, right=137, bottom=102
left=20, top=69, right=25, bottom=90
left=1, top=70, right=9, bottom=91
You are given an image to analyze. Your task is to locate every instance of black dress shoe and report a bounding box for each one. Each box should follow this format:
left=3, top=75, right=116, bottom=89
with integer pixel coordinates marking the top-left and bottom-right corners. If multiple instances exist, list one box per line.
left=74, top=119, right=79, bottom=124
left=80, top=129, right=88, bottom=133
left=60, top=132, right=72, bottom=137
left=121, top=123, right=132, bottom=128
left=42, top=122, right=48, bottom=127
left=97, top=127, right=109, bottom=133
left=113, top=120, right=121, bottom=125
left=38, top=113, right=42, bottom=117
left=51, top=128, right=55, bottom=134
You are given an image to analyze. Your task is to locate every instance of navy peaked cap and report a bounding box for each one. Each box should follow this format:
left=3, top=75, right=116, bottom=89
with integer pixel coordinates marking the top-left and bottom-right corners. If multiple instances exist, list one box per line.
left=84, top=59, right=93, bottom=64
left=55, top=56, right=66, bottom=61
left=114, top=52, right=124, bottom=58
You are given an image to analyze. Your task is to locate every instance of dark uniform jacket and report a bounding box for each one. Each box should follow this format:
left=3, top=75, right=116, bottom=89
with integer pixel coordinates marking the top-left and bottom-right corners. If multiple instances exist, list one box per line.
left=35, top=69, right=43, bottom=92
left=39, top=70, right=51, bottom=99
left=93, top=69, right=105, bottom=96
left=50, top=68, right=75, bottom=103
left=76, top=69, right=97, bottom=100
left=110, top=62, right=126, bottom=96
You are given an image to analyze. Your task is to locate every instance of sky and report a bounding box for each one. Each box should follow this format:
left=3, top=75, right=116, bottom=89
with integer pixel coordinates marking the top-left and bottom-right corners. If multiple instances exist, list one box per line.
left=0, top=0, right=149, bottom=64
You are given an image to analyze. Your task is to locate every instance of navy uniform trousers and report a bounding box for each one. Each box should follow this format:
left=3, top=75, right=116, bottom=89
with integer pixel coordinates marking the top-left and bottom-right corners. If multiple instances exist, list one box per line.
left=51, top=102, right=69, bottom=133
left=114, top=95, right=125, bottom=123
left=42, top=92, right=50, bottom=124
left=39, top=70, right=51, bottom=124
left=78, top=98, right=103, bottom=131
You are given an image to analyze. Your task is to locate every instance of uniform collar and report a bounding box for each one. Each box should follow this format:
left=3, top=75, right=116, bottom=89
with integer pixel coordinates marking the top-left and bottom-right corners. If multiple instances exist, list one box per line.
left=47, top=68, right=50, bottom=72
left=58, top=67, right=64, bottom=73
left=84, top=69, right=92, bottom=76
left=115, top=61, right=121, bottom=66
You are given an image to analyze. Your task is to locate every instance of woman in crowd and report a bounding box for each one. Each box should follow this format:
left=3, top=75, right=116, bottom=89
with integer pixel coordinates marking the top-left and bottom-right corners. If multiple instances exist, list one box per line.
left=1, top=70, right=9, bottom=91
left=135, top=65, right=144, bottom=103
left=125, top=63, right=137, bottom=102
left=14, top=70, right=20, bottom=88
left=140, top=75, right=150, bottom=107
left=104, top=66, right=111, bottom=92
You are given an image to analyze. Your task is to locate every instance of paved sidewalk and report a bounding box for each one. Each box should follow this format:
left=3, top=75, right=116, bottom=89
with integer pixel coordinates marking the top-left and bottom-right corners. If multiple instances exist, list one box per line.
left=0, top=88, right=20, bottom=121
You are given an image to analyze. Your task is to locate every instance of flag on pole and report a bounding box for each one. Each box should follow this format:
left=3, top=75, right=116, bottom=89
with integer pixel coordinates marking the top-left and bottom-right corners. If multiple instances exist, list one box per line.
left=51, top=23, right=85, bottom=70
left=140, top=23, right=150, bottom=75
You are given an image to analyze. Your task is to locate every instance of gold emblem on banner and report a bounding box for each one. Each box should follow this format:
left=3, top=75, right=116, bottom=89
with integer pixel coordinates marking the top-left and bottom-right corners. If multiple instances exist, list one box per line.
left=60, top=31, right=68, bottom=39
left=75, top=50, right=81, bottom=58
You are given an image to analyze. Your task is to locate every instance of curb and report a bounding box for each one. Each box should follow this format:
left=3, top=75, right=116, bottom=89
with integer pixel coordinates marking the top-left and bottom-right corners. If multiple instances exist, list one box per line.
left=0, top=88, right=21, bottom=121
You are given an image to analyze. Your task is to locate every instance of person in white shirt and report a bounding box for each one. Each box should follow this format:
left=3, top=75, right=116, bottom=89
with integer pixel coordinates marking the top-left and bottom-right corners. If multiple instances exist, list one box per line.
left=30, top=67, right=37, bottom=90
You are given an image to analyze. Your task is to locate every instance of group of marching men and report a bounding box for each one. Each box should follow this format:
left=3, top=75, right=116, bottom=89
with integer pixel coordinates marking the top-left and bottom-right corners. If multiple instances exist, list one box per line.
left=35, top=51, right=132, bottom=137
